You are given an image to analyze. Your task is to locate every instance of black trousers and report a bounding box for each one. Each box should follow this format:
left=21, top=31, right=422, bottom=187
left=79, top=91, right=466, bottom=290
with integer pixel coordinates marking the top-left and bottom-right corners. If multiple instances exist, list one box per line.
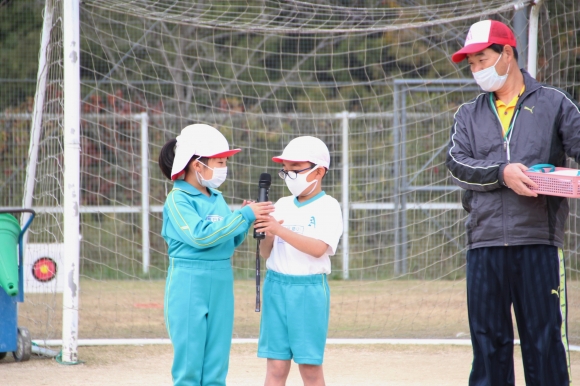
left=466, top=245, right=571, bottom=386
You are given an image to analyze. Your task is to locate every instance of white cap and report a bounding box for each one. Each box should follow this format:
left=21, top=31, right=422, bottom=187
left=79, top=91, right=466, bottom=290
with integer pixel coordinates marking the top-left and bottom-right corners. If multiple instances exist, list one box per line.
left=171, top=124, right=240, bottom=180
left=272, top=136, right=330, bottom=169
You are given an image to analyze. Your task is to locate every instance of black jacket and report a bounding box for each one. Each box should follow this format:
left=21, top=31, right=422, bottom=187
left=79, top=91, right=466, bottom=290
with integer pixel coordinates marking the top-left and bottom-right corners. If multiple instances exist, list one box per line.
left=446, top=69, right=580, bottom=249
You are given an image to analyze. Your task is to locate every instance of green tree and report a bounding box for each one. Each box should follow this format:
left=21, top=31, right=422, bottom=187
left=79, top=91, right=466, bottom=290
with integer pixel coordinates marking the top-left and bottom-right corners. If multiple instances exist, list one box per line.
left=0, top=0, right=43, bottom=110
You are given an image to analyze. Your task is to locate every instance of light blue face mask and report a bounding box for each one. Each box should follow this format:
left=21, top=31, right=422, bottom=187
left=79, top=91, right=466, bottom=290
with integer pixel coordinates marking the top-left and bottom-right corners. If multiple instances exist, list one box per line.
left=473, top=53, right=510, bottom=92
left=196, top=161, right=227, bottom=189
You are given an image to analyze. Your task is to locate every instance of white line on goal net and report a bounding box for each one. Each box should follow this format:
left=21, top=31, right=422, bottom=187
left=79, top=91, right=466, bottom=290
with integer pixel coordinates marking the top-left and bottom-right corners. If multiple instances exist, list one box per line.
left=0, top=203, right=464, bottom=214
left=31, top=338, right=580, bottom=352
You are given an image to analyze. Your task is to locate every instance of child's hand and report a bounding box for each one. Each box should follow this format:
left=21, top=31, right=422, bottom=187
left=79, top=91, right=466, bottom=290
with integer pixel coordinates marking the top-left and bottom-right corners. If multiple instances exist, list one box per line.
left=241, top=199, right=255, bottom=208
left=248, top=202, right=275, bottom=221
left=254, top=216, right=284, bottom=238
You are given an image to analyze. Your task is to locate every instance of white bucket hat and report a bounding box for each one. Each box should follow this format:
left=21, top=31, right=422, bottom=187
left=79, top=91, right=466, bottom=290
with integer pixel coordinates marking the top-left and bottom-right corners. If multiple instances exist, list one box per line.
left=272, top=136, right=330, bottom=169
left=171, top=124, right=241, bottom=180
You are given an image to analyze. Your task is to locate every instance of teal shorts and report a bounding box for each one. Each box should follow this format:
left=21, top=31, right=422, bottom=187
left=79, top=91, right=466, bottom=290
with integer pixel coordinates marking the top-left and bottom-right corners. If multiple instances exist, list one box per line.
left=257, top=270, right=330, bottom=365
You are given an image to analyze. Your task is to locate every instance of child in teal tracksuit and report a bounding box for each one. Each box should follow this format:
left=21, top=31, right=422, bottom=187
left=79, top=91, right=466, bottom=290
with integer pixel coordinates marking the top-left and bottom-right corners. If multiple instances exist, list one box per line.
left=158, top=124, right=274, bottom=386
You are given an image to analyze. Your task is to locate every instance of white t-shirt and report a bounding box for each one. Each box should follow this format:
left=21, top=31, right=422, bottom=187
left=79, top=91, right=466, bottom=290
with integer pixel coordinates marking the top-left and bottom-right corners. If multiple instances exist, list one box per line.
left=266, top=192, right=343, bottom=275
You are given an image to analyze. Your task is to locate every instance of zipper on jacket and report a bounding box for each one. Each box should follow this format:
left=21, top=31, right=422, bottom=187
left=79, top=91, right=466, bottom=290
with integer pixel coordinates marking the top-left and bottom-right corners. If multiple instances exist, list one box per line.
left=489, top=93, right=506, bottom=154
left=488, top=93, right=523, bottom=247
left=488, top=93, right=521, bottom=163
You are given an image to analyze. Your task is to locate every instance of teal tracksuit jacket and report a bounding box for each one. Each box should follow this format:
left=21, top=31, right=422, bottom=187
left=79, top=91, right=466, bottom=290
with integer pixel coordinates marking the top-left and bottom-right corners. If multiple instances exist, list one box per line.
left=162, top=180, right=256, bottom=386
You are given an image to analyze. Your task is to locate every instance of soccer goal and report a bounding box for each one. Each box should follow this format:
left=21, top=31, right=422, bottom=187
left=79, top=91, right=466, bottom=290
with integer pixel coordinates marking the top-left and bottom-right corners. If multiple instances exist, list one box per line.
left=4, top=0, right=579, bottom=363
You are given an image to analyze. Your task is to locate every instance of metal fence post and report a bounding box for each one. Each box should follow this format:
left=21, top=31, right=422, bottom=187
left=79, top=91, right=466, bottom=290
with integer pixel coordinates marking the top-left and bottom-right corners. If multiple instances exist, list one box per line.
left=528, top=0, right=545, bottom=78
left=140, top=112, right=150, bottom=274
left=400, top=88, right=408, bottom=274
left=393, top=84, right=401, bottom=275
left=341, top=111, right=350, bottom=279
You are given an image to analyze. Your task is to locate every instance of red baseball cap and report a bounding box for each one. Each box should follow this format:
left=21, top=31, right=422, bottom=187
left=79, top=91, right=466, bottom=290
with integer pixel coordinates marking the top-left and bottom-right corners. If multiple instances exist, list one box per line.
left=452, top=20, right=517, bottom=63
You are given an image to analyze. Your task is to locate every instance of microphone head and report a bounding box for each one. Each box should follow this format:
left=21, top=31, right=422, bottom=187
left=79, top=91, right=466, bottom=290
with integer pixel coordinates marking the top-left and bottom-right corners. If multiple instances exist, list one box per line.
left=258, top=173, right=272, bottom=188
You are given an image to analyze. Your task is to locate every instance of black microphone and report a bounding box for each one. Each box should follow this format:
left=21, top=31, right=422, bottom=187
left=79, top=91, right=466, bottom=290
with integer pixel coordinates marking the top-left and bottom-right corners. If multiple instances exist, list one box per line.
left=254, top=172, right=271, bottom=312
left=253, top=173, right=271, bottom=240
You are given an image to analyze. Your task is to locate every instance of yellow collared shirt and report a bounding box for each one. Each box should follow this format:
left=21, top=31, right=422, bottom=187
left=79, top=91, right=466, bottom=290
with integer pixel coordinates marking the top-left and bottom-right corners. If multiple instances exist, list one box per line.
left=495, top=85, right=526, bottom=137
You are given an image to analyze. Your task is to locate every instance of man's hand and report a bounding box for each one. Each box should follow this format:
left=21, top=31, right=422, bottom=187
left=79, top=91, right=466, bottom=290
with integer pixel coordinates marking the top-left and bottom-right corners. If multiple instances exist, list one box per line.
left=503, top=163, right=538, bottom=197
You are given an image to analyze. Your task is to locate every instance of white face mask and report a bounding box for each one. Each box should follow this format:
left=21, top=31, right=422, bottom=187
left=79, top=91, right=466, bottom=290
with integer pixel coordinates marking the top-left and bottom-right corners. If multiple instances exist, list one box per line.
left=472, top=53, right=510, bottom=92
left=196, top=161, right=227, bottom=189
left=285, top=166, right=319, bottom=197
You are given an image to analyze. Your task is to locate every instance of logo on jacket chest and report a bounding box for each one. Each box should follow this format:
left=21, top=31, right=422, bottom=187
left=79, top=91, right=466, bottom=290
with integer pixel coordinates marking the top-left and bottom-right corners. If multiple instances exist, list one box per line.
left=205, top=215, right=224, bottom=222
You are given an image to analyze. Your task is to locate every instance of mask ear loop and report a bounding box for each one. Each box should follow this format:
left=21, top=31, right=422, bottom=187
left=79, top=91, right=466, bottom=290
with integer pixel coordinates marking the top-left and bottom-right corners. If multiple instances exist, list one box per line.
left=194, top=159, right=215, bottom=186
left=303, top=180, right=318, bottom=197
left=194, top=161, right=204, bottom=186
left=196, top=160, right=214, bottom=171
left=504, top=61, right=511, bottom=77
left=496, top=52, right=512, bottom=77
left=302, top=165, right=320, bottom=196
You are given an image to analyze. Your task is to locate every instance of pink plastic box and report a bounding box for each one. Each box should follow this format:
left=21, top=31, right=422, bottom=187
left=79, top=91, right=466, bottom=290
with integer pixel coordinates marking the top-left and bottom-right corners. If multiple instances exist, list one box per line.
left=524, top=166, right=580, bottom=198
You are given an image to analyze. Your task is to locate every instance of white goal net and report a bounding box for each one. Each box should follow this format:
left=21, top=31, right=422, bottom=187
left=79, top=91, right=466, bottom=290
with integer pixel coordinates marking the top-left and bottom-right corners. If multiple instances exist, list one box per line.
left=3, top=0, right=579, bottom=353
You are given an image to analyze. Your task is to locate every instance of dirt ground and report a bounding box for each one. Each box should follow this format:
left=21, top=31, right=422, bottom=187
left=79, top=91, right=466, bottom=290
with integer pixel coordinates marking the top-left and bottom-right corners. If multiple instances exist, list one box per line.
left=6, top=279, right=579, bottom=385
left=3, top=343, right=579, bottom=386
left=16, top=279, right=580, bottom=343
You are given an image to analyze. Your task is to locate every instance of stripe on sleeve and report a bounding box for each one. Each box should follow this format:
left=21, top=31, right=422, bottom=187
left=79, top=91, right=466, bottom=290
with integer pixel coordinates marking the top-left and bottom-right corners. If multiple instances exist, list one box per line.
left=167, top=190, right=247, bottom=247
left=447, top=93, right=503, bottom=187
left=557, top=248, right=572, bottom=382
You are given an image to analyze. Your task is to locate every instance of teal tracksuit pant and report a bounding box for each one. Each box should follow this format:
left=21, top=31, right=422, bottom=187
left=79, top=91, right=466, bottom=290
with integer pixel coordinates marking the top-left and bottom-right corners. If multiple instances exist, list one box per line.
left=165, top=257, right=234, bottom=386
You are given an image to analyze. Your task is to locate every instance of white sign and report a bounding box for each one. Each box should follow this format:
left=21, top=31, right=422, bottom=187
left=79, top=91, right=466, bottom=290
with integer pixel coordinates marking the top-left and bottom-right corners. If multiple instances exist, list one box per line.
left=24, top=243, right=64, bottom=294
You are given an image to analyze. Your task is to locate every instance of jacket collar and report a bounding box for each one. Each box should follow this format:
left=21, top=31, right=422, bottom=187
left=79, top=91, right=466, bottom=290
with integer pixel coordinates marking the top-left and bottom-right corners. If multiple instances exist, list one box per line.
left=487, top=68, right=542, bottom=105
left=519, top=68, right=543, bottom=97
left=172, top=179, right=220, bottom=196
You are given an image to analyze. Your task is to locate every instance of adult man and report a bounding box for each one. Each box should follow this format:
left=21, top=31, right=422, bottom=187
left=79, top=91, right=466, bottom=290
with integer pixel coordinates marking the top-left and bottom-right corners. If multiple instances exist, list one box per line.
left=446, top=20, right=578, bottom=385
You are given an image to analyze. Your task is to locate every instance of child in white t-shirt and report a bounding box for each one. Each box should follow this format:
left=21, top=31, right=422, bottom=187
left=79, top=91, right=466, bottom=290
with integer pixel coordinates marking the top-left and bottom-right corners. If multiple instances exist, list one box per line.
left=255, top=136, right=343, bottom=386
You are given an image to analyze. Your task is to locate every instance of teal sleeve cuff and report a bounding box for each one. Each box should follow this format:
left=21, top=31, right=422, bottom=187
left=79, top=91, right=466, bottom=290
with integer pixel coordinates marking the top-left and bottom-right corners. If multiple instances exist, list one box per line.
left=239, top=205, right=256, bottom=223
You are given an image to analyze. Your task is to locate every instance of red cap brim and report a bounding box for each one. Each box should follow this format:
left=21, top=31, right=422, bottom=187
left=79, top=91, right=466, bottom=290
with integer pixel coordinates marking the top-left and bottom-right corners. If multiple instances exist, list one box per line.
left=171, top=169, right=185, bottom=181
left=451, top=42, right=493, bottom=63
left=170, top=149, right=241, bottom=180
left=272, top=156, right=284, bottom=163
left=208, top=149, right=242, bottom=158
left=272, top=156, right=309, bottom=164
